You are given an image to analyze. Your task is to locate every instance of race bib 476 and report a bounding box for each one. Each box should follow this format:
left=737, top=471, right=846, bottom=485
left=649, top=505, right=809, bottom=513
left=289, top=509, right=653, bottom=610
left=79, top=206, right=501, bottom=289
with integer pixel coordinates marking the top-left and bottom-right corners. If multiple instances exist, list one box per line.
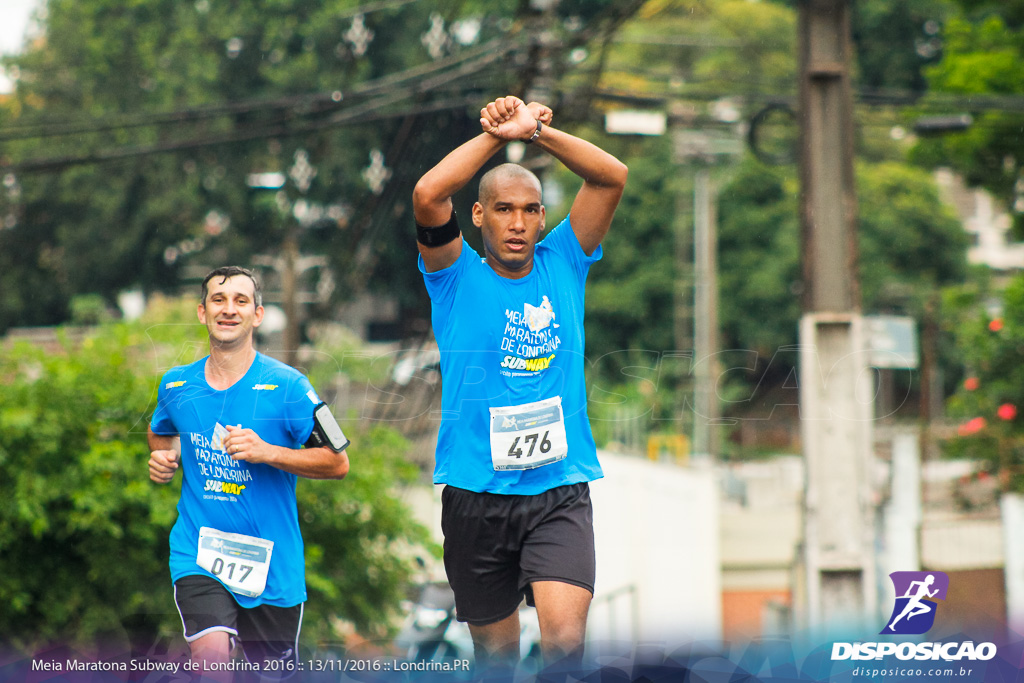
left=489, top=396, right=568, bottom=471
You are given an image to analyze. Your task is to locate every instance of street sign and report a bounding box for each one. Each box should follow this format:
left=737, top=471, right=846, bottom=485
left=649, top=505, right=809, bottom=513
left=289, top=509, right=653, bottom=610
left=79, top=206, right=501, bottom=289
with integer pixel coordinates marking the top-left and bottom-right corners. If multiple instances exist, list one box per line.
left=865, top=315, right=919, bottom=369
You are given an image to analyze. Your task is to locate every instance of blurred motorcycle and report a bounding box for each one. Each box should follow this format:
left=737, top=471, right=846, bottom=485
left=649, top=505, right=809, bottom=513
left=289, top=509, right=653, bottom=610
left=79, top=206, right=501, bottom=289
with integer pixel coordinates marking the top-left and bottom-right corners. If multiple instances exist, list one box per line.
left=395, top=582, right=542, bottom=672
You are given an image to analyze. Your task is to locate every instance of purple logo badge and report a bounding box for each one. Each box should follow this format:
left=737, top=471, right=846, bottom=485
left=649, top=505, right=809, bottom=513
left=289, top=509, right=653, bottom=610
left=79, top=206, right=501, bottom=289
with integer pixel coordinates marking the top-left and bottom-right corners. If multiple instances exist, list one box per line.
left=881, top=571, right=949, bottom=635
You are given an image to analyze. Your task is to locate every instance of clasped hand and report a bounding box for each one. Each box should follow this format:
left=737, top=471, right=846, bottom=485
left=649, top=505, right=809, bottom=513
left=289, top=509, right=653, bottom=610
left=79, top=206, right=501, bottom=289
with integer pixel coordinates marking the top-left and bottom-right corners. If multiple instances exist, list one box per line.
left=480, top=95, right=553, bottom=140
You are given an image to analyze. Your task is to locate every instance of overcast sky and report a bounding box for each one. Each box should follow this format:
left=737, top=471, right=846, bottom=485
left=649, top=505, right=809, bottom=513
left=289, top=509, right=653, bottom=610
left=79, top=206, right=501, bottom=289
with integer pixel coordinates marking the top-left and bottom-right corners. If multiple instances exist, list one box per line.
left=0, top=0, right=41, bottom=92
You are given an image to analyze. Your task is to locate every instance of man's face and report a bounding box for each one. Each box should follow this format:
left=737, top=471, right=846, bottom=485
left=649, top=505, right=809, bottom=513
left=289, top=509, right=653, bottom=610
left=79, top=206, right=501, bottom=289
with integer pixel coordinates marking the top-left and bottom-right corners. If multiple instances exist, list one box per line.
left=473, top=175, right=546, bottom=279
left=197, top=275, right=264, bottom=347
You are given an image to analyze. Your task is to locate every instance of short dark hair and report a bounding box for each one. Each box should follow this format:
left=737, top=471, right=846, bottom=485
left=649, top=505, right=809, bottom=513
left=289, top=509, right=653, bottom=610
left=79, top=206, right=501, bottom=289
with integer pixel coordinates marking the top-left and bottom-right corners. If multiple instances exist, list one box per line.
left=200, top=266, right=262, bottom=307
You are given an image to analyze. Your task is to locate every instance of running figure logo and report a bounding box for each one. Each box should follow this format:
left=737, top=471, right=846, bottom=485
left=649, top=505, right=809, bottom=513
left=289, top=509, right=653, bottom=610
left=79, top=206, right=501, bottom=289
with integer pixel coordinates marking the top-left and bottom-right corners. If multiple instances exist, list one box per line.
left=881, top=571, right=949, bottom=635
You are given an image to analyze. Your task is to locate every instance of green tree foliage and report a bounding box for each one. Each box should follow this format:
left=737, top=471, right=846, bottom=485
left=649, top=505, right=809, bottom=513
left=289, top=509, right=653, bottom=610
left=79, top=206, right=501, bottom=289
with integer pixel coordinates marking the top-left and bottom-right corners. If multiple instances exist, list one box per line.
left=912, top=11, right=1024, bottom=231
left=944, top=273, right=1024, bottom=491
left=0, top=300, right=431, bottom=652
left=587, top=0, right=796, bottom=99
left=0, top=1, right=651, bottom=336
left=547, top=0, right=972, bottom=437
left=716, top=159, right=965, bottom=387
left=672, top=158, right=967, bottom=446
left=857, top=161, right=969, bottom=304
left=716, top=160, right=801, bottom=360
left=0, top=1, right=506, bottom=333
left=583, top=133, right=677, bottom=362
left=567, top=138, right=967, bottom=396
left=0, top=323, right=183, bottom=652
left=563, top=0, right=799, bottom=402
left=298, top=423, right=428, bottom=645
left=689, top=0, right=796, bottom=95
left=852, top=0, right=954, bottom=93
left=951, top=0, right=1024, bottom=28
left=678, top=0, right=951, bottom=96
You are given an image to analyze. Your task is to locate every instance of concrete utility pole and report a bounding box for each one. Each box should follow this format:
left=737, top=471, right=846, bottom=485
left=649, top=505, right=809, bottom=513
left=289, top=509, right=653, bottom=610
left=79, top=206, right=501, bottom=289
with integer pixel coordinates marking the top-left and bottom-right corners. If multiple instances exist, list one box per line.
left=689, top=159, right=719, bottom=459
left=797, top=0, right=877, bottom=631
left=605, top=108, right=738, bottom=459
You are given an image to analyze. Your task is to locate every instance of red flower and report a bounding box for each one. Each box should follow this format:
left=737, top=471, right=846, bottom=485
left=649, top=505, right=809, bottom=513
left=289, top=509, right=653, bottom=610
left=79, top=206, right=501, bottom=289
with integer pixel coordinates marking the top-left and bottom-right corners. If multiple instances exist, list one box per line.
left=998, top=404, right=1017, bottom=421
left=964, top=377, right=980, bottom=391
left=958, top=417, right=988, bottom=436
left=990, top=318, right=1004, bottom=332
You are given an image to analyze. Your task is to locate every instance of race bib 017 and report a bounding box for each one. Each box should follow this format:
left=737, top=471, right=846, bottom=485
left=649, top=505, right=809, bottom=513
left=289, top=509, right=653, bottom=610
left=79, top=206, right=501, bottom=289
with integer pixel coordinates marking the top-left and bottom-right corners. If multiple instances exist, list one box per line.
left=196, top=527, right=274, bottom=598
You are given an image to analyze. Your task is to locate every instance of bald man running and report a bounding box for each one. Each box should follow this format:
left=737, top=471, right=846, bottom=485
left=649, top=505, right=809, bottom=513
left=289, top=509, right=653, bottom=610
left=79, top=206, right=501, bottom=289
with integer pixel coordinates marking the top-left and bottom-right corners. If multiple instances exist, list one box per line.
left=412, top=96, right=627, bottom=678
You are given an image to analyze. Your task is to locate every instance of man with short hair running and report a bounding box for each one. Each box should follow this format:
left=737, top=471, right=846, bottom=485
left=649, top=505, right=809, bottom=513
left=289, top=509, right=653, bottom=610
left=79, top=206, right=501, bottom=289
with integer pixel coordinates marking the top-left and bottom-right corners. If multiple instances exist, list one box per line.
left=412, top=96, right=627, bottom=677
left=148, top=266, right=350, bottom=680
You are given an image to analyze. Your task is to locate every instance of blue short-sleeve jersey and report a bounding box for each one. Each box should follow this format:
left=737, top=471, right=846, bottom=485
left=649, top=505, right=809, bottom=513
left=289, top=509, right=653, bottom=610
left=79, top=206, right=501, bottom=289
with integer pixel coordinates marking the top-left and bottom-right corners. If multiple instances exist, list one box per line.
left=418, top=215, right=604, bottom=495
left=150, top=352, right=319, bottom=608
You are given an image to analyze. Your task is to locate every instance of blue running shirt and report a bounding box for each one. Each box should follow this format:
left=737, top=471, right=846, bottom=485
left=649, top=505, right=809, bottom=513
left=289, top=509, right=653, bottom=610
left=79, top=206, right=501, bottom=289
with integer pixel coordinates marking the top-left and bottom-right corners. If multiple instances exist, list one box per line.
left=151, top=352, right=318, bottom=608
left=418, top=215, right=604, bottom=495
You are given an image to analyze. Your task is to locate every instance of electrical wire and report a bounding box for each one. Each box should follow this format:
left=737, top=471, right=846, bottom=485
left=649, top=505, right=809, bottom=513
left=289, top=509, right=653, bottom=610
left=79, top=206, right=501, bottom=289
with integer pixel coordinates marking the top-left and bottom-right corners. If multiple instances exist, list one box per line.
left=2, top=56, right=510, bottom=173
left=0, top=35, right=513, bottom=143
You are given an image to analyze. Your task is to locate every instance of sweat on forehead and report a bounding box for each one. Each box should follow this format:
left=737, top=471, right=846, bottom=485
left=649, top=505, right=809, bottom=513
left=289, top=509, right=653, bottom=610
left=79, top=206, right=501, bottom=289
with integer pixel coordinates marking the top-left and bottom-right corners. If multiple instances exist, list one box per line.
left=478, top=163, right=542, bottom=206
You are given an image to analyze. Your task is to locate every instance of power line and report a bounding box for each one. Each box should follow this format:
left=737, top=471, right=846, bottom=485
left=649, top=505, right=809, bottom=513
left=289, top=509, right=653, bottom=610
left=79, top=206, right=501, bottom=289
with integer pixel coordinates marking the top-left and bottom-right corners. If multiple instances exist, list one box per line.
left=2, top=52, right=511, bottom=173
left=335, top=0, right=421, bottom=21
left=593, top=84, right=1024, bottom=114
left=0, top=35, right=511, bottom=143
left=0, top=3, right=654, bottom=161
left=0, top=0, right=424, bottom=85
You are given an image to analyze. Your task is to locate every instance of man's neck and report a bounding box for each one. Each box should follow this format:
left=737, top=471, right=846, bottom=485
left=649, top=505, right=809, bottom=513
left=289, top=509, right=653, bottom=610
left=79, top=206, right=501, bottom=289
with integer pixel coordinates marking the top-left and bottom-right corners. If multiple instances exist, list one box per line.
left=485, top=253, right=534, bottom=280
left=205, top=343, right=257, bottom=390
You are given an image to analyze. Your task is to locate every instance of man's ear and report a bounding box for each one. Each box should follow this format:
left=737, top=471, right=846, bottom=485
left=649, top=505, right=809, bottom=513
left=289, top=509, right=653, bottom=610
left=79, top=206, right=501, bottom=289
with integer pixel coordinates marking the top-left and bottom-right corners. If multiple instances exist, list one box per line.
left=253, top=305, right=265, bottom=328
left=472, top=201, right=483, bottom=227
left=196, top=303, right=206, bottom=324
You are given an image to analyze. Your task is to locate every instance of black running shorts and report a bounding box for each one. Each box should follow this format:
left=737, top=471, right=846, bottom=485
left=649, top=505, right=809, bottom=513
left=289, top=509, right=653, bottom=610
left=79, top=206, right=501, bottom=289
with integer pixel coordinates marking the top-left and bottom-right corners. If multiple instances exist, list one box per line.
left=440, top=482, right=596, bottom=626
left=173, top=574, right=303, bottom=678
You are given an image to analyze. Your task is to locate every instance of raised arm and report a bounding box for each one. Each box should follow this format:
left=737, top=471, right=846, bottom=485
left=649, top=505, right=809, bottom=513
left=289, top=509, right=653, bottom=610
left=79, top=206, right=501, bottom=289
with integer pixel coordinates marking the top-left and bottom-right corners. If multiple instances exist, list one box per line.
left=412, top=97, right=555, bottom=272
left=412, top=133, right=504, bottom=272
left=481, top=96, right=628, bottom=256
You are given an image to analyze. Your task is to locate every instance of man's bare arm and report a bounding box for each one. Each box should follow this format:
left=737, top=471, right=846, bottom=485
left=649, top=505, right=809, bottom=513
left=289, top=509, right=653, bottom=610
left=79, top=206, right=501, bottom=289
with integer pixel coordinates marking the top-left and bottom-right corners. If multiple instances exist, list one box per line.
left=481, top=96, right=627, bottom=255
left=412, top=98, right=554, bottom=273
left=148, top=425, right=181, bottom=484
left=222, top=426, right=349, bottom=480
left=534, top=127, right=628, bottom=255
left=412, top=133, right=506, bottom=273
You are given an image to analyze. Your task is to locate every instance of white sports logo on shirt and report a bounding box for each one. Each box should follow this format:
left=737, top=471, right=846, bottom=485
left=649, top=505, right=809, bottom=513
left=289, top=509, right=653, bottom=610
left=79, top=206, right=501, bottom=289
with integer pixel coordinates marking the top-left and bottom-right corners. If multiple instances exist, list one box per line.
left=524, top=296, right=557, bottom=332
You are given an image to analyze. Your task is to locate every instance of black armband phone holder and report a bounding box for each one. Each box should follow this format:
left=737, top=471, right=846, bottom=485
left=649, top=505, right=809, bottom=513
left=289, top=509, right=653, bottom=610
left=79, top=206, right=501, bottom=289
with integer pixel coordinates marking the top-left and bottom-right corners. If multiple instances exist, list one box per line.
left=305, top=402, right=350, bottom=452
left=416, top=210, right=461, bottom=248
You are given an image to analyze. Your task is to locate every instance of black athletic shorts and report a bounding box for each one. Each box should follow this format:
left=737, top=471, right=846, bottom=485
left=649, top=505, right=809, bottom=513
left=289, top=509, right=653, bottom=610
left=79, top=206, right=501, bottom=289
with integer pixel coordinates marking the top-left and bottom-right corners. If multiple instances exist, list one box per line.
left=440, top=482, right=596, bottom=626
left=173, top=574, right=303, bottom=678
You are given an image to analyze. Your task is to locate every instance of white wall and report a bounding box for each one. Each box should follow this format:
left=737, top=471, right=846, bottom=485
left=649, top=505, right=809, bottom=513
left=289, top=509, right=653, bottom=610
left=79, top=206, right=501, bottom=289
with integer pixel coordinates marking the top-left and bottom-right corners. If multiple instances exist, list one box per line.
left=588, top=452, right=722, bottom=645
left=400, top=451, right=723, bottom=647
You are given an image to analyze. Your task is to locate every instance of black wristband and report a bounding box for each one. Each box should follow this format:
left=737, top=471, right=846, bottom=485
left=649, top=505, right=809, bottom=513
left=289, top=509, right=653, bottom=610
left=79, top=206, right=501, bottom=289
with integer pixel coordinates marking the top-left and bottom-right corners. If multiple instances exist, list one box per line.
left=524, top=120, right=542, bottom=144
left=416, top=210, right=461, bottom=247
